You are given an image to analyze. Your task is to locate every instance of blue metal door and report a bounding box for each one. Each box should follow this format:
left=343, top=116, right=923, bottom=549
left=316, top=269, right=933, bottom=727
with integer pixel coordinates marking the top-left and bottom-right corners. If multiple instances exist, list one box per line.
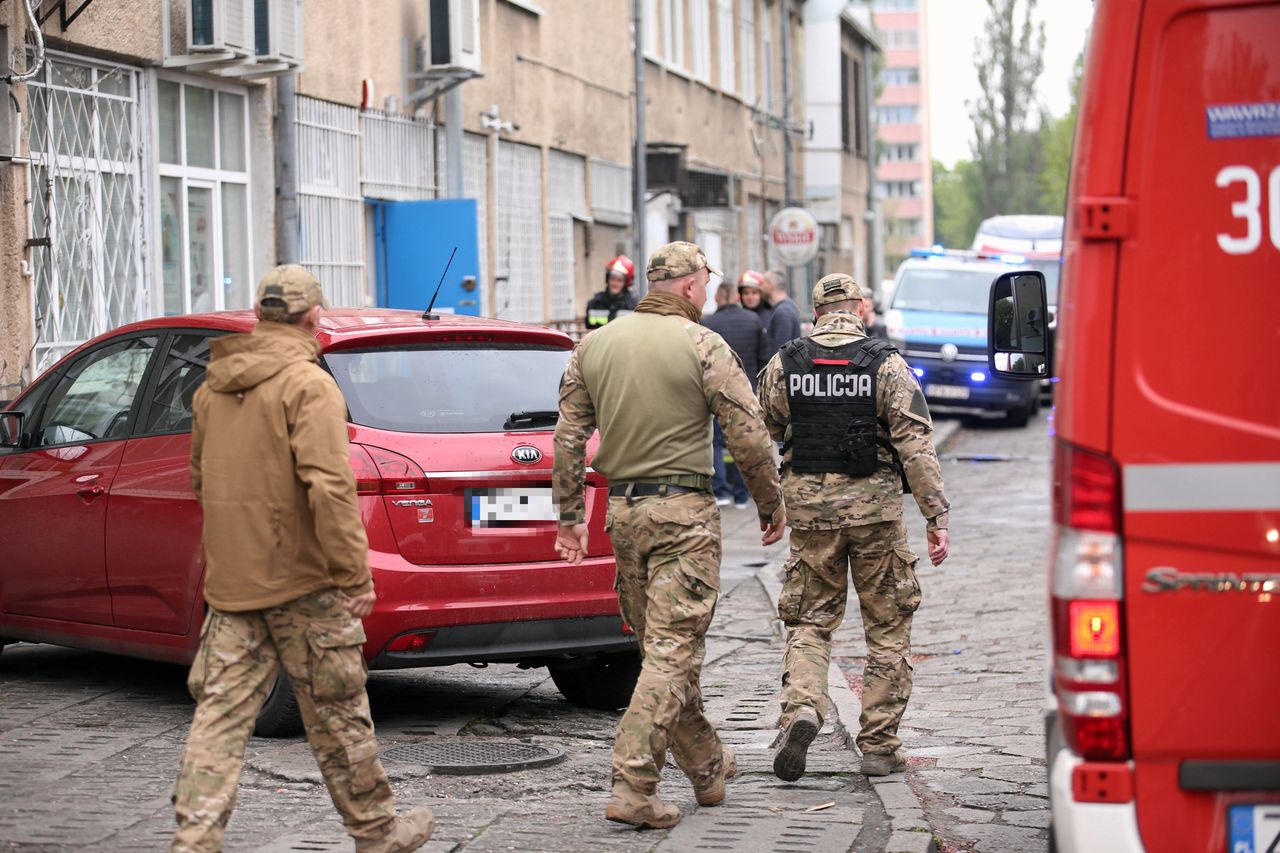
left=373, top=199, right=481, bottom=315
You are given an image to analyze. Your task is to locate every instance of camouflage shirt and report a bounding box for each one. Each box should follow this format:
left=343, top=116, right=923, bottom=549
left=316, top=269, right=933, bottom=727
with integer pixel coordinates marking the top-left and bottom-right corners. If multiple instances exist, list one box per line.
left=757, top=310, right=949, bottom=531
left=554, top=293, right=782, bottom=526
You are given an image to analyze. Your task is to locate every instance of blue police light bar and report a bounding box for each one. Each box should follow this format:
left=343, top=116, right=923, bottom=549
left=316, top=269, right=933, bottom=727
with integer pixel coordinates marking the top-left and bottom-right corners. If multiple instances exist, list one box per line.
left=970, top=371, right=987, bottom=382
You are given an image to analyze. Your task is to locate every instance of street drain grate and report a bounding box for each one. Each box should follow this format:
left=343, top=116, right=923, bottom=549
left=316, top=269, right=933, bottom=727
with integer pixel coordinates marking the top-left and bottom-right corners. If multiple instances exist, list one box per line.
left=381, top=738, right=565, bottom=774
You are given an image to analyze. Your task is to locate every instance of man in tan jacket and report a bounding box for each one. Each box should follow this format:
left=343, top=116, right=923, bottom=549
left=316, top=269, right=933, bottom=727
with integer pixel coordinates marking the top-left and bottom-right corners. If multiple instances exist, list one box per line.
left=172, top=266, right=431, bottom=853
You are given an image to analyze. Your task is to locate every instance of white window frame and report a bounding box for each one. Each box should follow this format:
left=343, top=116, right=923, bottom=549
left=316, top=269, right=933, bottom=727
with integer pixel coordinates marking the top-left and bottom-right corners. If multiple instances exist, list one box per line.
left=739, top=0, right=756, bottom=105
left=691, top=0, right=711, bottom=82
left=664, top=0, right=686, bottom=69
left=644, top=0, right=661, bottom=60
left=153, top=73, right=253, bottom=316
left=761, top=1, right=773, bottom=113
left=716, top=0, right=735, bottom=94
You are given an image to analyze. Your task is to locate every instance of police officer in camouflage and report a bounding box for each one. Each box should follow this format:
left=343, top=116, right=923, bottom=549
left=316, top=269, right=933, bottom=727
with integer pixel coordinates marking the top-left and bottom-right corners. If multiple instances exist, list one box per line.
left=553, top=241, right=786, bottom=829
left=757, top=273, right=950, bottom=781
left=173, top=266, right=432, bottom=853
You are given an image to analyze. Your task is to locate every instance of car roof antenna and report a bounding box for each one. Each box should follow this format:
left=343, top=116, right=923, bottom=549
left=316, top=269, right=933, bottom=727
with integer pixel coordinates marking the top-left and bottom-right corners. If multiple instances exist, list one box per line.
left=423, top=245, right=459, bottom=321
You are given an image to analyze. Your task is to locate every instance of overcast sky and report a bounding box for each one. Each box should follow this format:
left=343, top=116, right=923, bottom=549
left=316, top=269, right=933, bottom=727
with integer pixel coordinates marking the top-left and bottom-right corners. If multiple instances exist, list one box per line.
left=927, top=0, right=1095, bottom=167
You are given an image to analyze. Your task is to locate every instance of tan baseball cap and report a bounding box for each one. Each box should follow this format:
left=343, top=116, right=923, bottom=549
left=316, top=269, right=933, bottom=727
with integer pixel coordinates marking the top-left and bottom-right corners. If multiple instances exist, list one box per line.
left=256, top=264, right=329, bottom=317
left=812, top=273, right=868, bottom=308
left=646, top=241, right=722, bottom=283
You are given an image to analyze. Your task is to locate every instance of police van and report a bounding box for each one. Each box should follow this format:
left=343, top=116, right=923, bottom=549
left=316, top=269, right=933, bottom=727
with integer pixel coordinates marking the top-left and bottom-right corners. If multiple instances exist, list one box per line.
left=985, top=1, right=1280, bottom=851
left=885, top=248, right=1040, bottom=426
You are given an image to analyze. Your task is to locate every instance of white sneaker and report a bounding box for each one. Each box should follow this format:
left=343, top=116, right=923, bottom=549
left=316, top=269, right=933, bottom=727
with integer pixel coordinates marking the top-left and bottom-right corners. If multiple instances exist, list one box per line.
left=734, top=501, right=750, bottom=509
left=715, top=497, right=732, bottom=507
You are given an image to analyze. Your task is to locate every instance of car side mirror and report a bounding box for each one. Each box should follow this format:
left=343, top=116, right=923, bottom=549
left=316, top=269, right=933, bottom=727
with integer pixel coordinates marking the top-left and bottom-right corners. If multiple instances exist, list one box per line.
left=0, top=411, right=24, bottom=448
left=988, top=270, right=1051, bottom=379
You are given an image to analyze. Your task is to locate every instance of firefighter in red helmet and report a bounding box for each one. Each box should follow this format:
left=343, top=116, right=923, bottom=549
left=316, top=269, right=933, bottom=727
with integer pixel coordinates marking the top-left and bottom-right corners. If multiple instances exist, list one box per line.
left=585, top=255, right=638, bottom=328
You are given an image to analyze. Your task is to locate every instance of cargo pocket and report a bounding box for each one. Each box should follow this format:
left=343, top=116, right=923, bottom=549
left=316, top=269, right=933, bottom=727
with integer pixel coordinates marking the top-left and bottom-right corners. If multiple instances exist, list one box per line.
left=186, top=611, right=215, bottom=702
left=344, top=736, right=385, bottom=796
left=664, top=557, right=719, bottom=636
left=305, top=618, right=368, bottom=702
left=777, top=556, right=809, bottom=623
left=892, top=546, right=922, bottom=615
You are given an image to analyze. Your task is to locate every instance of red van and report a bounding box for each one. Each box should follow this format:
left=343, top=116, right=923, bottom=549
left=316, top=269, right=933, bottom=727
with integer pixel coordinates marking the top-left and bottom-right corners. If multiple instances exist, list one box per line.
left=987, top=2, right=1280, bottom=851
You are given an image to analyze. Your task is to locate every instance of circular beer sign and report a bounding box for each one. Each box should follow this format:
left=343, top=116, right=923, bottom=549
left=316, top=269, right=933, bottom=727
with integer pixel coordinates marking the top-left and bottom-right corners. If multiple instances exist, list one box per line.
left=768, top=207, right=820, bottom=267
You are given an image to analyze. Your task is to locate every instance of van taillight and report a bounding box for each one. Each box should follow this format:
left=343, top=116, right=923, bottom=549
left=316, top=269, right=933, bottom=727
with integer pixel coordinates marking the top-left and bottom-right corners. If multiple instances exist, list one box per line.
left=1051, top=439, right=1130, bottom=763
left=349, top=444, right=428, bottom=495
left=1054, top=442, right=1120, bottom=532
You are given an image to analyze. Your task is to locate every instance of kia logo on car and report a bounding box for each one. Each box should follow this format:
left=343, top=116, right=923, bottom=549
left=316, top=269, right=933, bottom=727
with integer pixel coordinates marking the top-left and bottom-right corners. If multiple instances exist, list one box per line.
left=511, top=445, right=542, bottom=465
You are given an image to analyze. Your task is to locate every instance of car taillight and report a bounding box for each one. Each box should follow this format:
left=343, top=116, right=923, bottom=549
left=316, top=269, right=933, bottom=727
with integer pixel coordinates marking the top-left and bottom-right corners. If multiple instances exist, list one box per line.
left=350, top=445, right=382, bottom=496
left=385, top=630, right=437, bottom=653
left=349, top=444, right=428, bottom=495
left=1050, top=440, right=1130, bottom=763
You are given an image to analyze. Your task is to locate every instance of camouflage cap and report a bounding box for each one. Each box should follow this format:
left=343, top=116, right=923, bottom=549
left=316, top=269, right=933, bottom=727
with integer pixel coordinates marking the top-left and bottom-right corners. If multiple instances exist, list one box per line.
left=256, top=264, right=329, bottom=317
left=646, top=241, right=722, bottom=283
left=812, top=273, right=868, bottom=308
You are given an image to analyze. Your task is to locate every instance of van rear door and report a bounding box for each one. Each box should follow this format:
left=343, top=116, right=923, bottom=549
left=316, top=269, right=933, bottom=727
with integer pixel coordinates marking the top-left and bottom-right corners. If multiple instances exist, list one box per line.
left=1110, top=2, right=1280, bottom=851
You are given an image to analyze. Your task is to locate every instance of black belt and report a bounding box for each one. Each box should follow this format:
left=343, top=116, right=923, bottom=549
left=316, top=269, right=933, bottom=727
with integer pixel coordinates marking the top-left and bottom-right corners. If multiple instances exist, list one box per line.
left=608, top=483, right=705, bottom=498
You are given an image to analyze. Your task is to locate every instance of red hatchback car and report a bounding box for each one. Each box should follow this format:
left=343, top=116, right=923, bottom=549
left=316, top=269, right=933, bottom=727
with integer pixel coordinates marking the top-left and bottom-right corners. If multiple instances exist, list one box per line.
left=0, top=309, right=637, bottom=734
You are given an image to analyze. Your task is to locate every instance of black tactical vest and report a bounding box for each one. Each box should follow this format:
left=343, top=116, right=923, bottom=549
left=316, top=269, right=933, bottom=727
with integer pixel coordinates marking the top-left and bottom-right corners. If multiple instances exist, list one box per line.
left=781, top=336, right=899, bottom=478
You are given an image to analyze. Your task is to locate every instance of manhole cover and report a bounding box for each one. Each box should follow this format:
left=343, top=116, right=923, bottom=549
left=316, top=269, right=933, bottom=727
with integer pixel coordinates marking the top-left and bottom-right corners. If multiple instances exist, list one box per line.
left=381, top=739, right=565, bottom=775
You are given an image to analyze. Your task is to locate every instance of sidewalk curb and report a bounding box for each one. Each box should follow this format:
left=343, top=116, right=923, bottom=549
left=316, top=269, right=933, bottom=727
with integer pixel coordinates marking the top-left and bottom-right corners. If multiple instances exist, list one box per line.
left=755, top=560, right=937, bottom=853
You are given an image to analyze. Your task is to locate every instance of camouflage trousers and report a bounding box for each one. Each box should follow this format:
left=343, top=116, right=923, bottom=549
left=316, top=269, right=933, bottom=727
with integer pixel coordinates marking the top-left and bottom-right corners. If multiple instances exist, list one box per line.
left=777, top=520, right=922, bottom=756
left=172, top=589, right=397, bottom=852
left=607, top=491, right=727, bottom=794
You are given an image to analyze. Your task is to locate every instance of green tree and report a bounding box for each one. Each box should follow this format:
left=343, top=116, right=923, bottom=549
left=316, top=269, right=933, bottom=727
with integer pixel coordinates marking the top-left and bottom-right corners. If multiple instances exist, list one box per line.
left=1036, top=49, right=1085, bottom=215
left=933, top=159, right=983, bottom=249
left=968, top=0, right=1047, bottom=216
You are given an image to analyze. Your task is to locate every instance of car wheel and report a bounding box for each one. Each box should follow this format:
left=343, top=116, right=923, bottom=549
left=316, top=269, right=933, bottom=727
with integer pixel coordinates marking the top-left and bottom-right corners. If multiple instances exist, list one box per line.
left=549, top=651, right=642, bottom=711
left=254, top=670, right=304, bottom=738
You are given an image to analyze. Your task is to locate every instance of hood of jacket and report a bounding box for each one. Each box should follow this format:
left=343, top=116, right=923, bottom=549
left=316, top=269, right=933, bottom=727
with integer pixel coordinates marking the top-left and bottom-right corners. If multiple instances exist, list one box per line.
left=204, top=321, right=322, bottom=393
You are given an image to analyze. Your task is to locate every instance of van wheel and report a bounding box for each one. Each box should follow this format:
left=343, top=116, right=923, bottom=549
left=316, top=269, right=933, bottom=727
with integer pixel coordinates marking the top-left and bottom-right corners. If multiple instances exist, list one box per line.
left=254, top=670, right=304, bottom=737
left=549, top=652, right=642, bottom=711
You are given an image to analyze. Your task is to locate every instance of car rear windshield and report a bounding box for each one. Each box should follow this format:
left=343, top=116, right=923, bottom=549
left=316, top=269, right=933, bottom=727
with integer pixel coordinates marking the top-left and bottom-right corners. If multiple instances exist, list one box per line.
left=891, top=268, right=995, bottom=315
left=326, top=344, right=570, bottom=434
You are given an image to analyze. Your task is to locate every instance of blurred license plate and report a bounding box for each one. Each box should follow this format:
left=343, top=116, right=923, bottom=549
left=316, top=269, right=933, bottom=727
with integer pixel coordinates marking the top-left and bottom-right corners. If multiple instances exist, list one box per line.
left=1229, top=804, right=1280, bottom=853
left=926, top=384, right=970, bottom=400
left=469, top=488, right=557, bottom=527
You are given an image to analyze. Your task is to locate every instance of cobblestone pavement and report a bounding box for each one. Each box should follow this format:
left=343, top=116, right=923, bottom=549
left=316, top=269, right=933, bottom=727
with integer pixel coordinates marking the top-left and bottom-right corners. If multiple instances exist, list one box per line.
left=830, top=413, right=1053, bottom=852
left=0, top=414, right=1051, bottom=853
left=0, top=501, right=866, bottom=852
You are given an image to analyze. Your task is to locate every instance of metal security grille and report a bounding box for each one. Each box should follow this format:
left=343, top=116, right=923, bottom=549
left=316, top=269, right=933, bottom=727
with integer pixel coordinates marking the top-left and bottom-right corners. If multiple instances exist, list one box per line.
left=495, top=140, right=543, bottom=323
left=548, top=150, right=587, bottom=220
left=26, top=54, right=147, bottom=375
left=590, top=158, right=631, bottom=226
left=548, top=151, right=585, bottom=322
left=548, top=215, right=575, bottom=321
left=693, top=208, right=739, bottom=279
left=360, top=110, right=436, bottom=201
left=297, top=96, right=364, bottom=306
left=436, top=131, right=490, bottom=316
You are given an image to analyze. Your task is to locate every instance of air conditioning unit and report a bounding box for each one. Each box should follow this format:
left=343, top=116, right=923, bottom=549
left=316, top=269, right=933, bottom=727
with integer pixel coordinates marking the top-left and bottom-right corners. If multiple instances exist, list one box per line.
left=189, top=0, right=255, bottom=56
left=426, top=0, right=481, bottom=72
left=255, top=0, right=304, bottom=65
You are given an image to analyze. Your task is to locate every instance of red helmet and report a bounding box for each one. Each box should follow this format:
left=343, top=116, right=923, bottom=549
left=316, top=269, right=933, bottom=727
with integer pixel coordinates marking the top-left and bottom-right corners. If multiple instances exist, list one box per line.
left=605, top=255, right=635, bottom=288
left=737, top=269, right=766, bottom=290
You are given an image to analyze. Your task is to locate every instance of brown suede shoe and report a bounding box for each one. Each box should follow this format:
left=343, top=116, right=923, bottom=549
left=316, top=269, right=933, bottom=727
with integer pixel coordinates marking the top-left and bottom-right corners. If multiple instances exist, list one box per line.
left=773, top=709, right=820, bottom=782
left=605, top=783, right=682, bottom=829
left=693, top=745, right=738, bottom=806
left=355, top=806, right=434, bottom=853
left=860, top=750, right=907, bottom=777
